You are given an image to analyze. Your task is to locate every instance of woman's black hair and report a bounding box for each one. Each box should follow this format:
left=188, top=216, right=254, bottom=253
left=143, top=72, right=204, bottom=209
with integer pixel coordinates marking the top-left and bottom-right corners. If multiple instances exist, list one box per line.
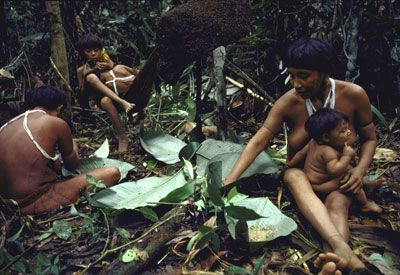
left=283, top=37, right=338, bottom=73
left=76, top=33, right=104, bottom=53
left=26, top=85, right=67, bottom=110
left=305, top=108, right=348, bottom=142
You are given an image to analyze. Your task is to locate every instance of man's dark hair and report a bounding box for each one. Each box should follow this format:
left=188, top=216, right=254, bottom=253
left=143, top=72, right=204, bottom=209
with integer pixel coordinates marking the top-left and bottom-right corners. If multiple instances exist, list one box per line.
left=305, top=108, right=348, bottom=142
left=76, top=33, right=104, bottom=53
left=283, top=37, right=338, bottom=74
left=26, top=86, right=67, bottom=110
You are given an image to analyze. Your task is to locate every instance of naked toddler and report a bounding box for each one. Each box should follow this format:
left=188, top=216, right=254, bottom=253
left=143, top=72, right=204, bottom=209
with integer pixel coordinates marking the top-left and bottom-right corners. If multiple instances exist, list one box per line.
left=286, top=108, right=382, bottom=213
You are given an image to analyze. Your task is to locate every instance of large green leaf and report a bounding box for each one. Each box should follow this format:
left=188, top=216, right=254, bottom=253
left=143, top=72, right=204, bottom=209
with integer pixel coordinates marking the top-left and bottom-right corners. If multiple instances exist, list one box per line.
left=196, top=139, right=278, bottom=178
left=63, top=157, right=135, bottom=182
left=140, top=130, right=187, bottom=164
left=196, top=139, right=243, bottom=176
left=93, top=138, right=110, bottom=158
left=161, top=179, right=196, bottom=203
left=224, top=197, right=297, bottom=243
left=371, top=104, right=389, bottom=128
left=92, top=171, right=187, bottom=209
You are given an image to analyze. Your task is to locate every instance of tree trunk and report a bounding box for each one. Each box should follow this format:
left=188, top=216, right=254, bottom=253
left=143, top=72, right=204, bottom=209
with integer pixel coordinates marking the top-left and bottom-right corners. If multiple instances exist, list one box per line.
left=45, top=0, right=72, bottom=120
left=344, top=1, right=362, bottom=82
left=0, top=0, right=8, bottom=67
left=193, top=60, right=205, bottom=141
left=213, top=46, right=228, bottom=140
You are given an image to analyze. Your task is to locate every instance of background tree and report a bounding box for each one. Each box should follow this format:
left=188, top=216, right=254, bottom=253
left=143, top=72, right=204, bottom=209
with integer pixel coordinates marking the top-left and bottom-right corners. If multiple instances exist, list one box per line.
left=45, top=0, right=72, bottom=120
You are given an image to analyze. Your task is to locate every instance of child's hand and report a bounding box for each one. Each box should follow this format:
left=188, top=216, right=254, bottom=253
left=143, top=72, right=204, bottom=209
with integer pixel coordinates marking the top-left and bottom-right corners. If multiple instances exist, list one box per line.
left=96, top=61, right=111, bottom=71
left=343, top=143, right=355, bottom=157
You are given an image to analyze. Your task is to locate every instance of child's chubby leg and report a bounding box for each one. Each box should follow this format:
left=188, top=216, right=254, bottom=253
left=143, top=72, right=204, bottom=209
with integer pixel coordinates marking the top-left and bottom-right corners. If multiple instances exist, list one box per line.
left=99, top=97, right=129, bottom=152
left=363, top=177, right=385, bottom=195
left=311, top=178, right=341, bottom=197
left=354, top=188, right=382, bottom=214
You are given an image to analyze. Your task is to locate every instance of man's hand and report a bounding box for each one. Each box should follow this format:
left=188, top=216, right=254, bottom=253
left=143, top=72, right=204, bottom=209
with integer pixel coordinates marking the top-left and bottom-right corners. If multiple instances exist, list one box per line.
left=339, top=166, right=364, bottom=193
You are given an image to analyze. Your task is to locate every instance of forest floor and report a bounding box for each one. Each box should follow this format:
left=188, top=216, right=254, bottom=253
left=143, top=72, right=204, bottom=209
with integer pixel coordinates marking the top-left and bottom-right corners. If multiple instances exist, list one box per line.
left=1, top=107, right=399, bottom=275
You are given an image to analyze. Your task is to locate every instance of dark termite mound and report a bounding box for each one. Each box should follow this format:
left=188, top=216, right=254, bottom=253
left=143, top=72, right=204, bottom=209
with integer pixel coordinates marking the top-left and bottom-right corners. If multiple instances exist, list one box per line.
left=156, top=0, right=251, bottom=84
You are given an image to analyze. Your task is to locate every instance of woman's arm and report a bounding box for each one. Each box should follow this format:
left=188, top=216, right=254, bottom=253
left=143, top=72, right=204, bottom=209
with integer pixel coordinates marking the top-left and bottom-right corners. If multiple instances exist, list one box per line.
left=340, top=86, right=377, bottom=193
left=224, top=99, right=286, bottom=185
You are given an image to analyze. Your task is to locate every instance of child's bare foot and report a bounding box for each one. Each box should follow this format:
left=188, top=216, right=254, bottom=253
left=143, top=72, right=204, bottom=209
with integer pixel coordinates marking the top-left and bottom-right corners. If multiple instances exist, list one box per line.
left=121, top=100, right=135, bottom=113
left=318, top=261, right=342, bottom=275
left=117, top=137, right=129, bottom=153
left=361, top=200, right=382, bottom=214
left=364, top=178, right=384, bottom=195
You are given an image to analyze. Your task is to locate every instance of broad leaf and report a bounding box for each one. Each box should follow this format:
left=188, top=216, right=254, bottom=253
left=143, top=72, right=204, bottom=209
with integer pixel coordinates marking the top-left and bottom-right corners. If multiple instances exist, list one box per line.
left=183, top=158, right=194, bottom=180
left=161, top=179, right=196, bottom=203
left=63, top=157, right=135, bottom=182
left=92, top=171, right=187, bottom=209
left=207, top=182, right=224, bottom=207
left=366, top=252, right=400, bottom=275
left=196, top=139, right=243, bottom=176
left=206, top=160, right=223, bottom=187
left=226, top=187, right=248, bottom=204
left=371, top=104, right=389, bottom=128
left=196, top=139, right=278, bottom=178
left=179, top=141, right=201, bottom=161
left=224, top=197, right=297, bottom=243
left=52, top=220, right=72, bottom=240
left=92, top=138, right=110, bottom=158
left=137, top=207, right=159, bottom=222
left=140, top=130, right=187, bottom=164
left=224, top=205, right=263, bottom=220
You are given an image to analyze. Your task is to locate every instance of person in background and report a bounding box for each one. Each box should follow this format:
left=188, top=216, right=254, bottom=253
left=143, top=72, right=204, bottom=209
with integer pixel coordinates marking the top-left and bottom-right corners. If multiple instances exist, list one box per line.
left=76, top=33, right=158, bottom=152
left=0, top=86, right=120, bottom=215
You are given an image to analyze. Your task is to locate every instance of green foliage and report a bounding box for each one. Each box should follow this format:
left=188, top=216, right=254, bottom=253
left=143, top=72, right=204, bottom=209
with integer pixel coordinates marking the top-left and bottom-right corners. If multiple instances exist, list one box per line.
left=371, top=105, right=390, bottom=129
left=86, top=175, right=106, bottom=192
left=140, top=130, right=187, bottom=164
left=136, top=207, right=159, bottom=222
left=32, top=254, right=61, bottom=275
left=52, top=220, right=72, bottom=240
left=227, top=253, right=266, bottom=275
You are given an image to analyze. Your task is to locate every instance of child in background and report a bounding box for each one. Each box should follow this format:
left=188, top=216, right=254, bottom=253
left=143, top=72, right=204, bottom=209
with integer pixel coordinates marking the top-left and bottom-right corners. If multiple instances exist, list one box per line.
left=76, top=34, right=136, bottom=152
left=286, top=108, right=382, bottom=214
left=76, top=33, right=116, bottom=100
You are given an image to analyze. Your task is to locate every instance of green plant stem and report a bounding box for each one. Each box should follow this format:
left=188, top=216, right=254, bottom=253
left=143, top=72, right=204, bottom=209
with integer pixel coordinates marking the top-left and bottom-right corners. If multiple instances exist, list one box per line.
left=80, top=211, right=185, bottom=274
left=100, top=209, right=110, bottom=255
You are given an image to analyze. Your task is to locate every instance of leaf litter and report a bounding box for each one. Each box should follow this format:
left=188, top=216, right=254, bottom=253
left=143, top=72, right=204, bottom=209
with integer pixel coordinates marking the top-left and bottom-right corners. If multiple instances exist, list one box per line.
left=1, top=107, right=399, bottom=275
